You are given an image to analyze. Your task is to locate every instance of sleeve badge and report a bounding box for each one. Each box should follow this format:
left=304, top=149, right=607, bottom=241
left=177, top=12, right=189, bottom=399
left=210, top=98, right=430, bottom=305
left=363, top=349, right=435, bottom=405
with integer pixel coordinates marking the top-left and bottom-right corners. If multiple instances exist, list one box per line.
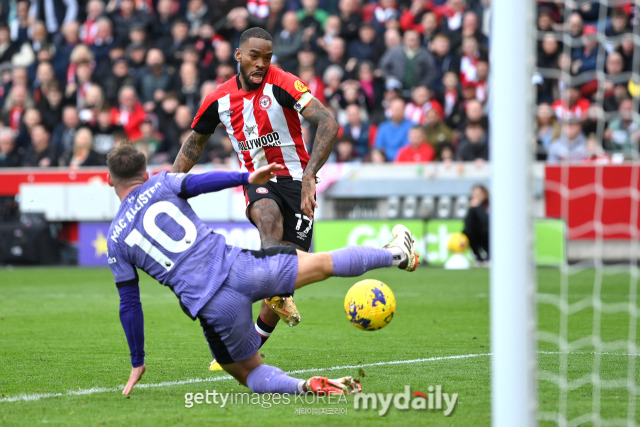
left=294, top=80, right=308, bottom=92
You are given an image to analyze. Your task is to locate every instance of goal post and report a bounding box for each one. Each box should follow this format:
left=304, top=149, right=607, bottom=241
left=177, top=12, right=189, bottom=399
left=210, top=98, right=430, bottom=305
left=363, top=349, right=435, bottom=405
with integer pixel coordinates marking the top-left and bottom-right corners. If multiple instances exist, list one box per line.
left=489, top=0, right=537, bottom=426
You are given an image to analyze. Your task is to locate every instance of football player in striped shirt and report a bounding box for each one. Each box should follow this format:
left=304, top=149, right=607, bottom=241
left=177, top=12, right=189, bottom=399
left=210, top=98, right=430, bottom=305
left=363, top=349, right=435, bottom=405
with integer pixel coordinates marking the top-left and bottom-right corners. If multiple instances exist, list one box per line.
left=172, top=27, right=339, bottom=369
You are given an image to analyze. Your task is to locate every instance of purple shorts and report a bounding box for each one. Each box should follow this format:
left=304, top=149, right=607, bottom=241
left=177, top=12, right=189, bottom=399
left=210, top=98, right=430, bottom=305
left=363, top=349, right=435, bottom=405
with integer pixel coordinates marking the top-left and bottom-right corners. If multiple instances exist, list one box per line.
left=197, top=246, right=298, bottom=364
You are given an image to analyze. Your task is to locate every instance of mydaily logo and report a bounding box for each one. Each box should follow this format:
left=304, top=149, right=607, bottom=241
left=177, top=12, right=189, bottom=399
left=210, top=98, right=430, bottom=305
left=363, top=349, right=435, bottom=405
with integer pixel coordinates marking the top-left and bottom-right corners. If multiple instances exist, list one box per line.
left=354, top=385, right=458, bottom=416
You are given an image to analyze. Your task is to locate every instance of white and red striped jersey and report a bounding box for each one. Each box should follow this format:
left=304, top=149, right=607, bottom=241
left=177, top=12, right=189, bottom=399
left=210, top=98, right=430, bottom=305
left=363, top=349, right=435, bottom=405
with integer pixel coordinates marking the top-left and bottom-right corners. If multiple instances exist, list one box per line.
left=192, top=66, right=314, bottom=180
left=405, top=100, right=444, bottom=125
left=551, top=98, right=591, bottom=121
left=247, top=0, right=269, bottom=18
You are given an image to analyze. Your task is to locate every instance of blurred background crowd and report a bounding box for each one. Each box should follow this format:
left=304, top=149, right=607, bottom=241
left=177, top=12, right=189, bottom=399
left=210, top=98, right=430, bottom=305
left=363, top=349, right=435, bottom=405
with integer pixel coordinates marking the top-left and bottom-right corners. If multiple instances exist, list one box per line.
left=534, top=1, right=639, bottom=164
left=0, top=0, right=636, bottom=169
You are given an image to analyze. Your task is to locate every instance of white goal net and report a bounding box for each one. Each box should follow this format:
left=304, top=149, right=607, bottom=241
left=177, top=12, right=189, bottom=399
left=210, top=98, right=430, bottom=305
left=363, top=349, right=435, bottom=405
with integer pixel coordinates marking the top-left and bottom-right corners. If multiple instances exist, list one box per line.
left=532, top=1, right=640, bottom=426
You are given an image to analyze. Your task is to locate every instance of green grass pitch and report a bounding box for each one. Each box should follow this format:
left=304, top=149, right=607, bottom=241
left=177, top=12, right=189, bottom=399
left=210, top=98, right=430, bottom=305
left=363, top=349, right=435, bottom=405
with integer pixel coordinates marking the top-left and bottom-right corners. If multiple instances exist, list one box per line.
left=0, top=266, right=637, bottom=426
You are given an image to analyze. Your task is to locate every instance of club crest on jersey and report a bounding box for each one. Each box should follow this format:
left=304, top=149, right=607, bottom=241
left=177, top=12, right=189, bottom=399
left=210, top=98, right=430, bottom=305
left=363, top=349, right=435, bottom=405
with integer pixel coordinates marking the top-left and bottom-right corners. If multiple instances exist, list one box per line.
left=259, top=95, right=272, bottom=110
left=294, top=80, right=308, bottom=93
left=256, top=187, right=268, bottom=194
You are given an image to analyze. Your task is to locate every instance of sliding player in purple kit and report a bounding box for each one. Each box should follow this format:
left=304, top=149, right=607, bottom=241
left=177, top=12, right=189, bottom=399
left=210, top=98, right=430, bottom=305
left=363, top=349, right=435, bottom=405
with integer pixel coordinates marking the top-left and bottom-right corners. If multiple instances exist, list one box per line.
left=106, top=145, right=418, bottom=395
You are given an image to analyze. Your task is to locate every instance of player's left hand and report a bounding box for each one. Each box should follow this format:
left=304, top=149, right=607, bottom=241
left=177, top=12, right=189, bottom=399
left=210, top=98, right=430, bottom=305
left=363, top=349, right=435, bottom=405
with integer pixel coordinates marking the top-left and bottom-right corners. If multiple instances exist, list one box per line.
left=248, top=163, right=285, bottom=184
left=123, top=364, right=146, bottom=395
left=301, top=174, right=318, bottom=220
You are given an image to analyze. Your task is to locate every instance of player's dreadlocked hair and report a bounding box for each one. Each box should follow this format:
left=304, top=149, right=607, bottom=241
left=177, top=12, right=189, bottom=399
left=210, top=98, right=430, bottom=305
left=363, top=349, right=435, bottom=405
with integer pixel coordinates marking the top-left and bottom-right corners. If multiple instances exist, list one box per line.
left=239, top=27, right=272, bottom=47
left=106, top=143, right=147, bottom=182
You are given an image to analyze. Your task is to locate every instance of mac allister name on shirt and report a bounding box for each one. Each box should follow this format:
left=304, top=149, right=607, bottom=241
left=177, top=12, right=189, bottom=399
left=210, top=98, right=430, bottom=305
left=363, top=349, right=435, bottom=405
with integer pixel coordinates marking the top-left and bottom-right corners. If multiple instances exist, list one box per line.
left=110, top=182, right=162, bottom=243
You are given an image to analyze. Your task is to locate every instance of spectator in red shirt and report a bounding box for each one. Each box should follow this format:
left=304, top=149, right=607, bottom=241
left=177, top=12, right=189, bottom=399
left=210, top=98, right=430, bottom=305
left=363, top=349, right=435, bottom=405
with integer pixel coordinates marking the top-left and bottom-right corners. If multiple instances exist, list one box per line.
left=399, top=0, right=433, bottom=33
left=405, top=84, right=443, bottom=125
left=80, top=0, right=104, bottom=46
left=552, top=84, right=590, bottom=121
left=298, top=65, right=326, bottom=104
left=110, top=85, right=146, bottom=140
left=434, top=0, right=467, bottom=33
left=458, top=35, right=486, bottom=87
left=474, top=59, right=488, bottom=103
left=371, top=0, right=399, bottom=33
left=2, top=83, right=33, bottom=132
left=395, top=125, right=435, bottom=163
left=247, top=0, right=269, bottom=20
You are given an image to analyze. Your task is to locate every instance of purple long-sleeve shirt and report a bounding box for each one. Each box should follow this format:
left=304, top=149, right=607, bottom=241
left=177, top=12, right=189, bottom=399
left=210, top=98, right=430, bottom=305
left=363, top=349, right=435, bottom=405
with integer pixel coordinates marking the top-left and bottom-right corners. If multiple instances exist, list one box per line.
left=108, top=170, right=250, bottom=367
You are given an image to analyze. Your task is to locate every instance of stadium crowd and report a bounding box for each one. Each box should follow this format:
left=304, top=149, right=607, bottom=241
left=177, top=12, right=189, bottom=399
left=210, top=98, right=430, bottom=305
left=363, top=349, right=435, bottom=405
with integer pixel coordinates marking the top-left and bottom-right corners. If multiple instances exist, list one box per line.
left=0, top=0, right=636, bottom=169
left=535, top=1, right=639, bottom=163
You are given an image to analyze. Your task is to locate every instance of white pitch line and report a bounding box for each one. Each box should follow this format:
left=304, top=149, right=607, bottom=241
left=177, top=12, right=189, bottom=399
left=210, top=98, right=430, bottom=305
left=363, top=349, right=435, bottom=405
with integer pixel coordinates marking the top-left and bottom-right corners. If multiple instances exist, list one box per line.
left=287, top=352, right=490, bottom=375
left=3, top=351, right=638, bottom=404
left=0, top=353, right=490, bottom=403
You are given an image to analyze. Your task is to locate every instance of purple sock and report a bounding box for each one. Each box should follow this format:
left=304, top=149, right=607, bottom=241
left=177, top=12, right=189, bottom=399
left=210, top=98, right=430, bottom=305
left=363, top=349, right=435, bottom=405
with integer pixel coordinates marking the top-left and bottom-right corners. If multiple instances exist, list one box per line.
left=246, top=364, right=304, bottom=394
left=330, top=246, right=393, bottom=277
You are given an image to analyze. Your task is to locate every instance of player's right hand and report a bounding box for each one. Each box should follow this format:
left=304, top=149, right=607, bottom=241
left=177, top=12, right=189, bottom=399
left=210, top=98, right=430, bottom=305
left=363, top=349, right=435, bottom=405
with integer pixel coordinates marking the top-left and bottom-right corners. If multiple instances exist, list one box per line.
left=248, top=163, right=285, bottom=184
left=123, top=365, right=146, bottom=395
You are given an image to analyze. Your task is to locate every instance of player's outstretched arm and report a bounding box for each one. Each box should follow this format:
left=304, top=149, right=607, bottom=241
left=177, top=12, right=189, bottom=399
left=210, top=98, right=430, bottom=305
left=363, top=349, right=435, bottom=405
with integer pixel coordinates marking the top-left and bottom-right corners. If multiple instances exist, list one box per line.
left=248, top=163, right=285, bottom=184
left=117, top=281, right=146, bottom=395
left=171, top=131, right=212, bottom=173
left=299, top=98, right=339, bottom=219
left=180, top=164, right=285, bottom=198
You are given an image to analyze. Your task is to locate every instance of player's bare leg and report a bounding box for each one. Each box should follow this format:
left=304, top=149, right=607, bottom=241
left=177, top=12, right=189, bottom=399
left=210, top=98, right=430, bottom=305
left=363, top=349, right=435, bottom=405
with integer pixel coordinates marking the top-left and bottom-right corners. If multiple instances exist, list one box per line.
left=249, top=198, right=285, bottom=248
left=249, top=198, right=301, bottom=326
left=264, top=239, right=305, bottom=326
